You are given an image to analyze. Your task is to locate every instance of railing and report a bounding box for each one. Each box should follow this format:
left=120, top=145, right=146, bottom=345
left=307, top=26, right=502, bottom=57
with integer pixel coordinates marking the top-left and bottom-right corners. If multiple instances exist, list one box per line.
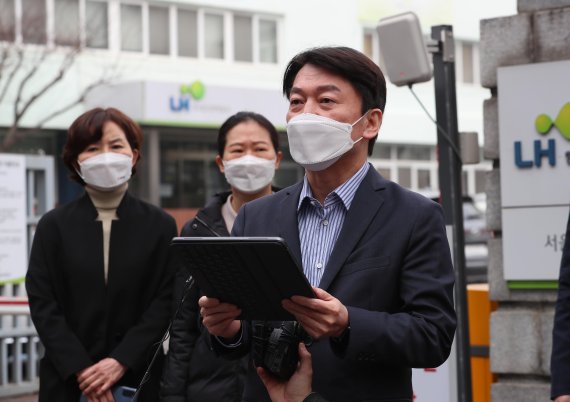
left=0, top=284, right=41, bottom=398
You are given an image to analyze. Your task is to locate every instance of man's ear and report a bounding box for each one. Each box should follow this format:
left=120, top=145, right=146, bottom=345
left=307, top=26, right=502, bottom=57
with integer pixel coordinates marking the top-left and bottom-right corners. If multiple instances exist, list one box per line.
left=362, top=109, right=383, bottom=140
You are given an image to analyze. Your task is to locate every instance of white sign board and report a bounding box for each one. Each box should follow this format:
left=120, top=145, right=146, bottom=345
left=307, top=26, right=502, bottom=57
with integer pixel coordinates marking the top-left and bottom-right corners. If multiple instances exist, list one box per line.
left=498, top=60, right=570, bottom=281
left=87, top=81, right=289, bottom=128
left=143, top=82, right=288, bottom=127
left=0, top=154, right=27, bottom=282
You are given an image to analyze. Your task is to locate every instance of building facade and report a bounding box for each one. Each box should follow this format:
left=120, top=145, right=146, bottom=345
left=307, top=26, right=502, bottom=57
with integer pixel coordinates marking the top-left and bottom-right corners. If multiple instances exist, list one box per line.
left=0, top=0, right=502, bottom=218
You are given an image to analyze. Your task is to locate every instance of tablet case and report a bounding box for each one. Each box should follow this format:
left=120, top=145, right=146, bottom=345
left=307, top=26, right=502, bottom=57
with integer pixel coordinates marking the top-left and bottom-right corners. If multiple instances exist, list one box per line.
left=79, top=385, right=136, bottom=402
left=170, top=237, right=315, bottom=320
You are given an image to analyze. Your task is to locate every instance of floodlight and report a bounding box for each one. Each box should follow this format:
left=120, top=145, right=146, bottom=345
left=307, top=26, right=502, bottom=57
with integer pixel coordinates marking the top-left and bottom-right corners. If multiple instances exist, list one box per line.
left=376, top=12, right=433, bottom=86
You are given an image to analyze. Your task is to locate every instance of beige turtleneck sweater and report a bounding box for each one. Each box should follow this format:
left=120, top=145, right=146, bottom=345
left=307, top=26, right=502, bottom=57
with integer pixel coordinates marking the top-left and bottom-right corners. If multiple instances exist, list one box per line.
left=85, top=183, right=128, bottom=283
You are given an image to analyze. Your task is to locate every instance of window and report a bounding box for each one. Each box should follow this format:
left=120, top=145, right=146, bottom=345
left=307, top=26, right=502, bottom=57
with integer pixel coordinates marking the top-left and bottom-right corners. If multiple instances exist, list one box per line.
left=22, top=0, right=46, bottom=44
left=160, top=133, right=220, bottom=208
left=159, top=130, right=298, bottom=208
left=475, top=169, right=486, bottom=194
left=376, top=167, right=391, bottom=180
left=86, top=0, right=108, bottom=49
left=0, top=0, right=15, bottom=41
left=149, top=6, right=169, bottom=55
left=462, top=42, right=474, bottom=84
left=259, top=19, right=277, bottom=63
left=397, top=167, right=411, bottom=188
left=396, top=145, right=432, bottom=161
left=2, top=2, right=281, bottom=63
left=233, top=15, right=252, bottom=62
left=461, top=171, right=468, bottom=195
left=54, top=0, right=80, bottom=46
left=371, top=144, right=391, bottom=159
left=417, top=169, right=431, bottom=189
left=177, top=9, right=197, bottom=57
left=363, top=31, right=374, bottom=59
left=205, top=13, right=224, bottom=59
left=121, top=3, right=142, bottom=52
left=363, top=28, right=383, bottom=69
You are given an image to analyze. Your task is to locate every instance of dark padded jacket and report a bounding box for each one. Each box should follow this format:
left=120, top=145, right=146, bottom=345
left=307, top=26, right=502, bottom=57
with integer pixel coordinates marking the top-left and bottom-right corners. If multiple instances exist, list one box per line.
left=161, top=192, right=248, bottom=402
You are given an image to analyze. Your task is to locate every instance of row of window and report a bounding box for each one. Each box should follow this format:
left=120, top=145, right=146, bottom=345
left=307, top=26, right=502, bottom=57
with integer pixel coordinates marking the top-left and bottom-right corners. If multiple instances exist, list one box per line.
left=0, top=0, right=280, bottom=63
left=1, top=126, right=489, bottom=208
left=151, top=135, right=487, bottom=208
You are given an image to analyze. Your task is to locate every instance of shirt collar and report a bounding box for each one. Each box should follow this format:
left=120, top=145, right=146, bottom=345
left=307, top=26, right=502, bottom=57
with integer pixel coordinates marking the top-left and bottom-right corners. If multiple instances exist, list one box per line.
left=298, top=162, right=370, bottom=211
left=221, top=194, right=238, bottom=234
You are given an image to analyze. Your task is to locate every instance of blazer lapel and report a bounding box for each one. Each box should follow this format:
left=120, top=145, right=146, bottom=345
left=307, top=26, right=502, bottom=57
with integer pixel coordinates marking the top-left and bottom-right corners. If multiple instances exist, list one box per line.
left=277, top=183, right=304, bottom=269
left=318, top=168, right=387, bottom=290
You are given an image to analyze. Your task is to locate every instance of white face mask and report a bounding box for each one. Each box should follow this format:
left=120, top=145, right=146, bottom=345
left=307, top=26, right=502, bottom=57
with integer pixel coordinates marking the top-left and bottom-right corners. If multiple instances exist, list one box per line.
left=223, top=154, right=276, bottom=194
left=286, top=113, right=367, bottom=171
left=77, top=152, right=133, bottom=191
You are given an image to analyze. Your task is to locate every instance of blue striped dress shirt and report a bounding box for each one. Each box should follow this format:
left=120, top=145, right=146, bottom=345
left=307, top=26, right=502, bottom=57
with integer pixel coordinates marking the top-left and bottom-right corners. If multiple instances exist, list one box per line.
left=297, top=162, right=370, bottom=286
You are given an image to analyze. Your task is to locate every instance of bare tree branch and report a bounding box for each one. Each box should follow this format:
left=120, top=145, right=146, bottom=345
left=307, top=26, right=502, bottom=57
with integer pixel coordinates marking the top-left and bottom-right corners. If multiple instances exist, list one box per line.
left=0, top=46, right=9, bottom=83
left=0, top=46, right=24, bottom=104
left=2, top=47, right=78, bottom=151
left=0, top=2, right=121, bottom=152
left=21, top=48, right=76, bottom=114
left=34, top=77, right=107, bottom=127
left=11, top=47, right=50, bottom=118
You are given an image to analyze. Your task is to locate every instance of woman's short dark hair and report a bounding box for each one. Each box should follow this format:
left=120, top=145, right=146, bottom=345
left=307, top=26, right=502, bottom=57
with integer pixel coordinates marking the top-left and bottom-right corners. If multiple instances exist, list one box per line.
left=217, top=111, right=280, bottom=157
left=62, top=107, right=143, bottom=184
left=282, top=46, right=387, bottom=156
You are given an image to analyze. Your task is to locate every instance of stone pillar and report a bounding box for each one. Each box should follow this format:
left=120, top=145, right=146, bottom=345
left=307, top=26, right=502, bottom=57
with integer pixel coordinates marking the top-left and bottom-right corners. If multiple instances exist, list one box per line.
left=479, top=2, right=570, bottom=401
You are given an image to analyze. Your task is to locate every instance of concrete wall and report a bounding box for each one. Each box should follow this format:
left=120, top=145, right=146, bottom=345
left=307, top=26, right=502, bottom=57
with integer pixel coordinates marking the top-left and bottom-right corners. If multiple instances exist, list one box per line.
left=479, top=1, right=570, bottom=400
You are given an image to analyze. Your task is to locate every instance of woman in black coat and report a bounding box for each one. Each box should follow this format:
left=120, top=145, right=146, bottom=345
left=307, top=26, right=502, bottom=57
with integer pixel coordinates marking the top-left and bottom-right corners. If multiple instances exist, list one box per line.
left=26, top=107, right=177, bottom=402
left=161, top=111, right=282, bottom=401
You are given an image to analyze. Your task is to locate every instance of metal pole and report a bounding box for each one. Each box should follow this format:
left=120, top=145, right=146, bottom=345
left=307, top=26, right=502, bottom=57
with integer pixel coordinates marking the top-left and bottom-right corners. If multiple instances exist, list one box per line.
left=430, top=24, right=473, bottom=402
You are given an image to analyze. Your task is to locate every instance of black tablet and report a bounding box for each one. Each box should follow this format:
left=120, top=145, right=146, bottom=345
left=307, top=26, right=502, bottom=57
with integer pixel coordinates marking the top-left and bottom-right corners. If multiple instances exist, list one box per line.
left=170, top=237, right=315, bottom=321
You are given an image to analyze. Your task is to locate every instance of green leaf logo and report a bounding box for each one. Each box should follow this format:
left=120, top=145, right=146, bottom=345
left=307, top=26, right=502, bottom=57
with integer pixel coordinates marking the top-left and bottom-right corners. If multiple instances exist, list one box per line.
left=189, top=81, right=205, bottom=100
left=178, top=81, right=205, bottom=100
left=535, top=102, right=570, bottom=140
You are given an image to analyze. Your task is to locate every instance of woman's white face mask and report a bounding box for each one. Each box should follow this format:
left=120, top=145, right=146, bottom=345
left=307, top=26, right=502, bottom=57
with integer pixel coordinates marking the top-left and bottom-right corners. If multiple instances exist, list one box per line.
left=286, top=112, right=367, bottom=171
left=77, top=152, right=133, bottom=191
left=222, top=154, right=276, bottom=194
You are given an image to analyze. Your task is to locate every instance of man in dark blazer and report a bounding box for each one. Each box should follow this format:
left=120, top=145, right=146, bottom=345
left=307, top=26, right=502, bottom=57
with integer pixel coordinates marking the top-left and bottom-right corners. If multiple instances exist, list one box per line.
left=551, top=210, right=570, bottom=402
left=199, top=46, right=457, bottom=402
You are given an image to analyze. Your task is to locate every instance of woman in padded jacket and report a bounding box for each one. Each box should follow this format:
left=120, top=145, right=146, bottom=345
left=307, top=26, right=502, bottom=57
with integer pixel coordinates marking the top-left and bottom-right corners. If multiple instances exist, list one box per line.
left=160, top=111, right=282, bottom=402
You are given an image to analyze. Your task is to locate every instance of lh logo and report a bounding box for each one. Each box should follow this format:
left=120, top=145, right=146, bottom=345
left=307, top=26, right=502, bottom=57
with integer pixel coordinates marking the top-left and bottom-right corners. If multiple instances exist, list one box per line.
left=514, top=102, right=570, bottom=168
left=169, top=81, right=206, bottom=112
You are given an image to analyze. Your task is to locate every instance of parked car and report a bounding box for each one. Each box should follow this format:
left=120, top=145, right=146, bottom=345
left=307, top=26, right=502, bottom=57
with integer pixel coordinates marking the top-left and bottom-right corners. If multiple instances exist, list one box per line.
left=418, top=191, right=490, bottom=283
left=462, top=195, right=491, bottom=283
